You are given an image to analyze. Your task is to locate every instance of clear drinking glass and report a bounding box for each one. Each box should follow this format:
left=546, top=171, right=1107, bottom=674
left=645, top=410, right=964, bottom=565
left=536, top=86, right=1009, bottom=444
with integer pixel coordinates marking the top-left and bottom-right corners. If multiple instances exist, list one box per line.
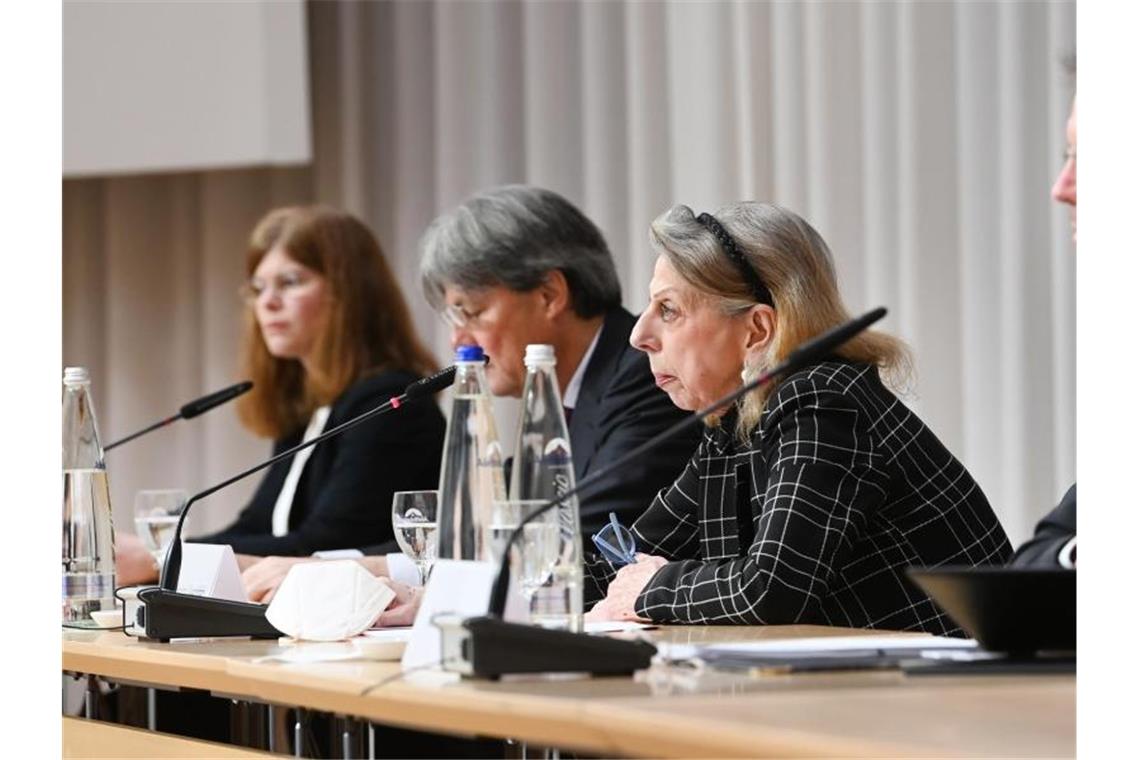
left=392, top=490, right=440, bottom=585
left=487, top=499, right=561, bottom=608
left=133, top=489, right=188, bottom=564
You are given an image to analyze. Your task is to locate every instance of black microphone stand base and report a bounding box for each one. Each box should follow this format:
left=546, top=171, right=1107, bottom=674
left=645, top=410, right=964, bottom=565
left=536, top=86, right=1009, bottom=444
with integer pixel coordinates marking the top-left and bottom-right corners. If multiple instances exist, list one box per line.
left=136, top=587, right=281, bottom=642
left=437, top=615, right=656, bottom=679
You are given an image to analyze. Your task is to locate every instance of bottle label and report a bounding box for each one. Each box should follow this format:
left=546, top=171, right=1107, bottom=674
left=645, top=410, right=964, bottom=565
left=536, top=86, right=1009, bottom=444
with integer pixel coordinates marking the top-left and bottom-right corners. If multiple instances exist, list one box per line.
left=476, top=440, right=504, bottom=469
left=62, top=572, right=114, bottom=599
left=542, top=437, right=573, bottom=467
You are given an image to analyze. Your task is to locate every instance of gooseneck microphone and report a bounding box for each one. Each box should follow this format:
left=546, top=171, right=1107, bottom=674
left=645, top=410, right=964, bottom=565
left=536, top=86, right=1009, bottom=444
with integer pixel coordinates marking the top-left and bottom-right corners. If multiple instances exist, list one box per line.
left=104, top=381, right=254, bottom=451
left=160, top=365, right=458, bottom=591
left=135, top=365, right=459, bottom=641
left=459, top=307, right=888, bottom=678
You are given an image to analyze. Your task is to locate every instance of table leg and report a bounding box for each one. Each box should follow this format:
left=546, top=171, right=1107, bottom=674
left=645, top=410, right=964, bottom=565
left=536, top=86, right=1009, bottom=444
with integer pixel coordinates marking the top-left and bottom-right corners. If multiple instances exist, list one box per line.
left=84, top=675, right=98, bottom=719
left=268, top=704, right=277, bottom=754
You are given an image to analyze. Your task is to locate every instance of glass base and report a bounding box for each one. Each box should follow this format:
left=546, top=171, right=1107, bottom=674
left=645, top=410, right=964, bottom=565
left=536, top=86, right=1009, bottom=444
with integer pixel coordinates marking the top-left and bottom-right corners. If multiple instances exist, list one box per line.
left=62, top=597, right=116, bottom=626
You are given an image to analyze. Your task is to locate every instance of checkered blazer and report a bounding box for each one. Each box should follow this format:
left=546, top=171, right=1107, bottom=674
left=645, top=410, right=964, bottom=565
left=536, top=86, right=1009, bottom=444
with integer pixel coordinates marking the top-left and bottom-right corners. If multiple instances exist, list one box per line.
left=584, top=360, right=1012, bottom=635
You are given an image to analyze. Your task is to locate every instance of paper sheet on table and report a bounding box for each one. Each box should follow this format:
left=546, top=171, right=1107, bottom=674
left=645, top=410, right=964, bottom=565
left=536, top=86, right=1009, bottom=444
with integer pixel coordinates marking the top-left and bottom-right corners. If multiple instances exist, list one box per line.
left=584, top=620, right=655, bottom=634
left=704, top=634, right=978, bottom=654
left=658, top=634, right=977, bottom=662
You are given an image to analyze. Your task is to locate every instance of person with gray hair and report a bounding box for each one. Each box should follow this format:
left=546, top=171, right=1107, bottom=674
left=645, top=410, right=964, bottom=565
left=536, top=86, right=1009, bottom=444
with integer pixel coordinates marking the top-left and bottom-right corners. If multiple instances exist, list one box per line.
left=420, top=184, right=623, bottom=339
left=417, top=185, right=699, bottom=542
left=585, top=201, right=1011, bottom=631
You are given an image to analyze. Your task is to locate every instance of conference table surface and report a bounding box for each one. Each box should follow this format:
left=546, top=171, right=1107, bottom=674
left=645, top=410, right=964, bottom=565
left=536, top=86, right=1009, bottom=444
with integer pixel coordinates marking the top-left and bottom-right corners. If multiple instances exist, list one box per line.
left=62, top=624, right=1074, bottom=758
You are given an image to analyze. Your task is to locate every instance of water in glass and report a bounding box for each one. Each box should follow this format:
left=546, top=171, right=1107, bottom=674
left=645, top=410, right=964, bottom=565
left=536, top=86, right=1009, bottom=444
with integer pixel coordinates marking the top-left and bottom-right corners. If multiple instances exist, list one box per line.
left=392, top=490, right=440, bottom=585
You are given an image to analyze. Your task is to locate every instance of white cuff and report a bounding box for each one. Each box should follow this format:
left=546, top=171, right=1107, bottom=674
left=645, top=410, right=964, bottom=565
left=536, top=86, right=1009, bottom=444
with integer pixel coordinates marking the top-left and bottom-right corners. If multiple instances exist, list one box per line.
left=386, top=553, right=422, bottom=587
left=1057, top=536, right=1077, bottom=569
left=312, top=548, right=365, bottom=560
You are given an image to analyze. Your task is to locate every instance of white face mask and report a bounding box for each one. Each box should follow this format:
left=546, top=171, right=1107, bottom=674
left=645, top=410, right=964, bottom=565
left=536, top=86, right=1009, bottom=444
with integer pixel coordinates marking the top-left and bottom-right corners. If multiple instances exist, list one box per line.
left=265, top=560, right=396, bottom=641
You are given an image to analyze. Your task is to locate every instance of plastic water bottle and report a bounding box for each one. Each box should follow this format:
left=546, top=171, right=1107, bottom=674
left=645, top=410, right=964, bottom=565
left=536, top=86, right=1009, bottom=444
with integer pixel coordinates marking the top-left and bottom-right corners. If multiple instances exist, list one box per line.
left=436, top=346, right=506, bottom=562
left=62, top=367, right=117, bottom=626
left=509, top=344, right=583, bottom=632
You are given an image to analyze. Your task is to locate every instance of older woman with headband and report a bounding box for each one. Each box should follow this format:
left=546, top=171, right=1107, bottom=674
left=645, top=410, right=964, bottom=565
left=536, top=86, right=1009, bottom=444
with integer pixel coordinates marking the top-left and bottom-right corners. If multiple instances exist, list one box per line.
left=585, top=203, right=1011, bottom=635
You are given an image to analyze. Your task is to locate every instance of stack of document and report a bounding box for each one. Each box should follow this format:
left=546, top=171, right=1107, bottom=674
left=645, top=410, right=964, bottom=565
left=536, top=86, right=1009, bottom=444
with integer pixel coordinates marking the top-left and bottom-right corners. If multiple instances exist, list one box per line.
left=660, top=634, right=984, bottom=673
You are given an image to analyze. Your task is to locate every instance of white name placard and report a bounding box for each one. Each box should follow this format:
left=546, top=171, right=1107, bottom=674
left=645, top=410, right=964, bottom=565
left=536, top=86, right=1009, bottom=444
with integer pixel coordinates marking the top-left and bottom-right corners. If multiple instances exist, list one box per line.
left=401, top=559, right=527, bottom=671
left=177, top=543, right=247, bottom=602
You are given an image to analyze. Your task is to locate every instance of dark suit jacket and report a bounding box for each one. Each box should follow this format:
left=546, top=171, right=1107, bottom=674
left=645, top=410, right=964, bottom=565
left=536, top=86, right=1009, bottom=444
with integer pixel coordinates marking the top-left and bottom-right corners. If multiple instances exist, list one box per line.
left=569, top=307, right=701, bottom=539
left=1010, top=484, right=1077, bottom=568
left=193, top=369, right=446, bottom=556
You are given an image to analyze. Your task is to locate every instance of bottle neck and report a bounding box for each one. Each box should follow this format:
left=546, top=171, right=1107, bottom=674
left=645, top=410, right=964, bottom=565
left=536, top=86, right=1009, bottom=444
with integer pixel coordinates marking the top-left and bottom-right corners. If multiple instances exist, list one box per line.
left=454, top=360, right=490, bottom=394
left=63, top=384, right=105, bottom=469
left=526, top=360, right=558, bottom=380
left=524, top=361, right=560, bottom=390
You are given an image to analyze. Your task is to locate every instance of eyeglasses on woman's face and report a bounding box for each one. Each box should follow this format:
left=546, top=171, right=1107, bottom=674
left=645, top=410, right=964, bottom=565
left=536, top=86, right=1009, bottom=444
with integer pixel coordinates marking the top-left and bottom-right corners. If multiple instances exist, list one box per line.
left=246, top=248, right=329, bottom=362
left=241, top=270, right=317, bottom=304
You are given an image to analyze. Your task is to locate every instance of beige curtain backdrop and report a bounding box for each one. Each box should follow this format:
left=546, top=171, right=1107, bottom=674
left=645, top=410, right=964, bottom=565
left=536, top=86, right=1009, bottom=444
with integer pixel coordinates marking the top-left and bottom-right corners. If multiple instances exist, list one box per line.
left=63, top=0, right=1075, bottom=544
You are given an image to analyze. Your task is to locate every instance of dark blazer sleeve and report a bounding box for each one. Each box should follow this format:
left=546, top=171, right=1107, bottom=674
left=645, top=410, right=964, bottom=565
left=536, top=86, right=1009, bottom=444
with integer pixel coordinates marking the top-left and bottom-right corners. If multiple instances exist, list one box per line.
left=1010, top=484, right=1076, bottom=568
left=576, top=348, right=701, bottom=539
left=193, top=372, right=445, bottom=556
left=634, top=378, right=886, bottom=624
left=359, top=540, right=400, bottom=556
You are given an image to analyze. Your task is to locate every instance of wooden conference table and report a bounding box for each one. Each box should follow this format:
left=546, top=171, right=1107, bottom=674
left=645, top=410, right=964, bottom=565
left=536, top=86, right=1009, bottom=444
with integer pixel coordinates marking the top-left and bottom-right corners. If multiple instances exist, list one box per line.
left=62, top=624, right=1074, bottom=758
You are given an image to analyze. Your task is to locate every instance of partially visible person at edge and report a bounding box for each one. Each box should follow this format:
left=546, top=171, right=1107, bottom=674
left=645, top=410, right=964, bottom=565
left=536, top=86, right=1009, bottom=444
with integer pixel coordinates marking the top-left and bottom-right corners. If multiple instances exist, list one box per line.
left=115, top=205, right=445, bottom=585
left=1010, top=72, right=1077, bottom=570
left=583, top=202, right=1012, bottom=633
left=241, top=186, right=700, bottom=609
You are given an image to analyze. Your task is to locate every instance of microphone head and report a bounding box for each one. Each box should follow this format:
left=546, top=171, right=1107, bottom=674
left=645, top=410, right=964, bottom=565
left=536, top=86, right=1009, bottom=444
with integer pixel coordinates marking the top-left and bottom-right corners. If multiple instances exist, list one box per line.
left=403, top=365, right=458, bottom=401
left=179, top=381, right=254, bottom=419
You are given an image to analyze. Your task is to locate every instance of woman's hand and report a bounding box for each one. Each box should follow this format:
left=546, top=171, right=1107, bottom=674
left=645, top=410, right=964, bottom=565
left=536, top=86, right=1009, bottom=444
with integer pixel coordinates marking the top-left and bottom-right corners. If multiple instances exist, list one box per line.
left=585, top=553, right=668, bottom=621
left=235, top=553, right=263, bottom=573
left=242, top=556, right=314, bottom=603
left=115, top=532, right=159, bottom=586
left=374, top=579, right=423, bottom=627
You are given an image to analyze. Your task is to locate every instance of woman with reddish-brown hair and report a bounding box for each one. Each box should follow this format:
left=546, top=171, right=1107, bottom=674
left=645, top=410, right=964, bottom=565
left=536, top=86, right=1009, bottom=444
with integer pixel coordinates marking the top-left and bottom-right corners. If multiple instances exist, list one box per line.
left=116, top=205, right=445, bottom=583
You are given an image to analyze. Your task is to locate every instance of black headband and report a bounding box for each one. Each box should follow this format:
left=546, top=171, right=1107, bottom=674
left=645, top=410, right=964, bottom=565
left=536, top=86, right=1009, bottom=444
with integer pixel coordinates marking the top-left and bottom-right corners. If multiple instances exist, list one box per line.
left=695, top=212, right=773, bottom=306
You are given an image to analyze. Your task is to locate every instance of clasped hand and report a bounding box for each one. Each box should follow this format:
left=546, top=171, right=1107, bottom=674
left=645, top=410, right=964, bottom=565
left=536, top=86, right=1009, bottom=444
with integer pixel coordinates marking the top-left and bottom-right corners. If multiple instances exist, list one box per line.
left=584, top=552, right=666, bottom=622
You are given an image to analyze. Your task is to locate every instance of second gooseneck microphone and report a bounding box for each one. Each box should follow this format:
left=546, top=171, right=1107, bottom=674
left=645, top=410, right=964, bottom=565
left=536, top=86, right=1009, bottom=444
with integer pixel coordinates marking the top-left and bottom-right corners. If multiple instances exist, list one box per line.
left=158, top=364, right=460, bottom=591
left=104, top=381, right=254, bottom=451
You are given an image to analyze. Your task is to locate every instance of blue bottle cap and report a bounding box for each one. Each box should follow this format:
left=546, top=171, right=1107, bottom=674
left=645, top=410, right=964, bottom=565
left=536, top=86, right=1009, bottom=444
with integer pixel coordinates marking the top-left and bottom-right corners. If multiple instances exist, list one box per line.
left=455, top=345, right=485, bottom=362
